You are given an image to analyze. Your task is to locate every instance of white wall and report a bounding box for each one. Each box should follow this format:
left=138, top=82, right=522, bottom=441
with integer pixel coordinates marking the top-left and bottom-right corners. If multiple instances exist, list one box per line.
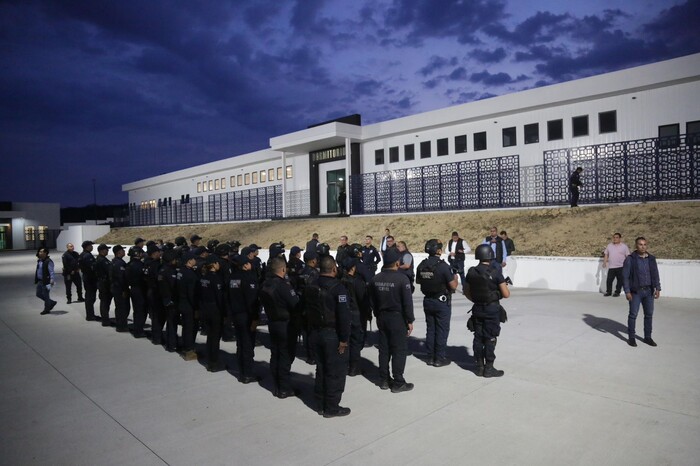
left=55, top=225, right=111, bottom=252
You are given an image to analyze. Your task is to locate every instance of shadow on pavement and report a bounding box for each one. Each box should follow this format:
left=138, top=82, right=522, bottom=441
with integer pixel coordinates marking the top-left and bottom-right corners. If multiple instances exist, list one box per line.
left=582, top=313, right=628, bottom=343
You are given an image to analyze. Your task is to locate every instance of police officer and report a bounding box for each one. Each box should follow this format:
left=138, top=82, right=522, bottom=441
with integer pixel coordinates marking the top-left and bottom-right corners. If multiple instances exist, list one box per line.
left=361, top=235, right=381, bottom=275
left=299, top=250, right=321, bottom=364
left=95, top=243, right=113, bottom=327
left=416, top=239, right=459, bottom=367
left=61, top=243, right=84, bottom=304
left=127, top=246, right=148, bottom=338
left=198, top=255, right=226, bottom=371
left=286, top=246, right=304, bottom=290
left=159, top=249, right=180, bottom=352
left=340, top=257, right=367, bottom=377
left=228, top=254, right=260, bottom=383
left=177, top=252, right=199, bottom=360
left=368, top=248, right=415, bottom=392
left=110, top=245, right=131, bottom=333
left=144, top=245, right=164, bottom=344
left=310, top=256, right=351, bottom=417
left=190, top=234, right=203, bottom=249
left=79, top=241, right=98, bottom=321
left=258, top=257, right=300, bottom=398
left=316, top=242, right=332, bottom=260
left=464, top=244, right=510, bottom=378
left=335, top=235, right=351, bottom=267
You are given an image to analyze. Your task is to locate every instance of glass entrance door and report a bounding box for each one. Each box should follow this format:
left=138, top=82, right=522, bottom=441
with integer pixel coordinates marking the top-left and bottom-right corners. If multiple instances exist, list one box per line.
left=326, top=169, right=345, bottom=214
left=0, top=226, right=7, bottom=250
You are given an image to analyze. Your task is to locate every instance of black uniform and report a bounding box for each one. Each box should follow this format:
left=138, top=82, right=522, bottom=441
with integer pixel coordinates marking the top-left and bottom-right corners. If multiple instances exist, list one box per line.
left=158, top=262, right=179, bottom=351
left=311, top=275, right=351, bottom=414
left=286, top=256, right=304, bottom=291
left=61, top=250, right=83, bottom=303
left=198, top=271, right=225, bottom=368
left=341, top=272, right=367, bottom=374
left=177, top=265, right=199, bottom=353
left=465, top=263, right=505, bottom=371
left=361, top=245, right=381, bottom=275
left=259, top=274, right=300, bottom=396
left=79, top=250, right=98, bottom=320
left=95, top=255, right=113, bottom=326
left=569, top=170, right=582, bottom=207
left=298, top=264, right=320, bottom=363
left=369, top=268, right=414, bottom=389
left=144, top=257, right=164, bottom=344
left=228, top=266, right=260, bottom=379
left=416, top=255, right=455, bottom=363
left=335, top=244, right=352, bottom=269
left=127, top=257, right=147, bottom=337
left=110, top=256, right=130, bottom=332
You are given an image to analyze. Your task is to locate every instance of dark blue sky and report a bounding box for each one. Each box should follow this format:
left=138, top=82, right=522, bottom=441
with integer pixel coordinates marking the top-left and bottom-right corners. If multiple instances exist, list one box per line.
left=1, top=0, right=698, bottom=207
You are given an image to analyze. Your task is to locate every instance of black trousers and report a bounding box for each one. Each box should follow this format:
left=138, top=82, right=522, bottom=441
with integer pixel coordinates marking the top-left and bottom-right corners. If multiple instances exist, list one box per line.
left=165, top=305, right=179, bottom=350
left=302, top=314, right=316, bottom=361
left=147, top=289, right=165, bottom=344
left=570, top=186, right=580, bottom=207
left=269, top=320, right=293, bottom=392
left=377, top=311, right=408, bottom=384
left=201, top=303, right=222, bottom=364
left=83, top=280, right=97, bottom=319
left=63, top=272, right=83, bottom=300
left=233, top=312, right=256, bottom=377
left=606, top=267, right=624, bottom=294
left=314, top=328, right=348, bottom=412
left=348, top=310, right=364, bottom=368
left=472, top=305, right=501, bottom=365
left=179, top=306, right=195, bottom=352
left=98, top=282, right=112, bottom=324
left=130, top=288, right=147, bottom=336
left=113, top=291, right=131, bottom=331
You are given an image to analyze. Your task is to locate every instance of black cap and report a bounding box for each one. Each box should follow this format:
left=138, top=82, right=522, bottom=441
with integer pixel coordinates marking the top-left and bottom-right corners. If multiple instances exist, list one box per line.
left=205, top=255, right=219, bottom=265
left=190, top=234, right=202, bottom=242
left=248, top=244, right=260, bottom=251
left=343, top=257, right=359, bottom=270
left=129, top=246, right=144, bottom=257
left=183, top=251, right=197, bottom=262
left=81, top=240, right=94, bottom=248
left=175, top=236, right=187, bottom=246
left=134, top=237, right=145, bottom=245
left=383, top=248, right=401, bottom=265
left=112, top=245, right=124, bottom=253
left=303, top=250, right=318, bottom=262
left=241, top=247, right=253, bottom=257
left=97, top=243, right=109, bottom=251
left=192, top=247, right=207, bottom=256
left=232, top=255, right=250, bottom=267
left=147, top=245, right=160, bottom=255
left=290, top=246, right=302, bottom=256
left=162, top=250, right=178, bottom=263
left=214, top=243, right=231, bottom=256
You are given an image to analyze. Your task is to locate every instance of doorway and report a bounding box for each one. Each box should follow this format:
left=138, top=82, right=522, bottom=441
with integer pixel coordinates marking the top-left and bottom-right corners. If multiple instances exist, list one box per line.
left=0, top=224, right=9, bottom=250
left=326, top=169, right=346, bottom=214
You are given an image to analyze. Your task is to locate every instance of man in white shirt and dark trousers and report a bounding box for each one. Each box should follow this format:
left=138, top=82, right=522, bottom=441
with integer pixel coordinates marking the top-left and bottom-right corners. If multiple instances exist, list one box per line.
left=603, top=233, right=630, bottom=297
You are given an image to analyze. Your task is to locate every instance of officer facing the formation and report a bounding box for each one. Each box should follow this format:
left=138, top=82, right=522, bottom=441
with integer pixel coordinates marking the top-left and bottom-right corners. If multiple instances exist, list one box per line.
left=95, top=243, right=113, bottom=327
left=110, top=245, right=130, bottom=333
left=464, top=244, right=510, bottom=378
left=79, top=241, right=98, bottom=321
left=369, top=248, right=415, bottom=393
left=259, top=257, right=300, bottom=398
left=126, top=246, right=148, bottom=338
left=309, top=256, right=351, bottom=417
left=416, top=239, right=459, bottom=367
left=61, top=243, right=84, bottom=304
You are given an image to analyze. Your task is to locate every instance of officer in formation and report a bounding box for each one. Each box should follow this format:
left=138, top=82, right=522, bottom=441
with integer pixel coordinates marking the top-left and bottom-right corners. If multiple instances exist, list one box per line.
left=416, top=239, right=459, bottom=367
left=464, top=245, right=510, bottom=377
left=227, top=254, right=260, bottom=383
left=78, top=241, right=99, bottom=321
left=298, top=250, right=320, bottom=364
left=176, top=251, right=199, bottom=360
left=368, top=248, right=415, bottom=393
left=127, top=247, right=148, bottom=338
left=110, top=245, right=130, bottom=333
left=95, top=243, right=113, bottom=326
left=340, top=257, right=368, bottom=377
left=61, top=243, right=84, bottom=304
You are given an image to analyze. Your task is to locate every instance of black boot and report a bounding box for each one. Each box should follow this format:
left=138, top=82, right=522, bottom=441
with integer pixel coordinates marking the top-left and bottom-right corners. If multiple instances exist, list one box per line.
left=483, top=363, right=504, bottom=378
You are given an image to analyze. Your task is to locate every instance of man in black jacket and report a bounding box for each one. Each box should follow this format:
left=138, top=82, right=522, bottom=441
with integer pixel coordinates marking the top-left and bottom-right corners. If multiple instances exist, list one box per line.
left=62, top=243, right=84, bottom=304
left=95, top=244, right=112, bottom=326
left=79, top=241, right=98, bottom=321
left=569, top=166, right=583, bottom=207
left=177, top=252, right=199, bottom=360
left=110, top=245, right=131, bottom=333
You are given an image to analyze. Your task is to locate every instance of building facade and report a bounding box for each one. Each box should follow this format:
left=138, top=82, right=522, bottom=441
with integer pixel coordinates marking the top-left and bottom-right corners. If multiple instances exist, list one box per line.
left=0, top=202, right=61, bottom=250
left=123, top=54, right=700, bottom=225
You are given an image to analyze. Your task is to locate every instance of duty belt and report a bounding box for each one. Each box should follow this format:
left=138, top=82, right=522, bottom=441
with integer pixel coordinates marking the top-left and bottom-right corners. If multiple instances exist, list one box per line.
left=426, top=293, right=448, bottom=302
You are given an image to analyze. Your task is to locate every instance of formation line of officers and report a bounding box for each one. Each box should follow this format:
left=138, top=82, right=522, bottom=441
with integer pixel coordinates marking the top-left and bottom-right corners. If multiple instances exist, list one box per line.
left=49, top=234, right=512, bottom=418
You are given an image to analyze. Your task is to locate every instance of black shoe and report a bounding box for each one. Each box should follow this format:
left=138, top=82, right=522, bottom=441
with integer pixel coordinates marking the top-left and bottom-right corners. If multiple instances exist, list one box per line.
left=207, top=362, right=226, bottom=372
left=306, top=358, right=316, bottom=365
left=475, top=365, right=484, bottom=377
left=67, top=299, right=72, bottom=304
left=433, top=358, right=451, bottom=368
left=77, top=298, right=85, bottom=303
left=166, top=346, right=177, bottom=353
left=323, top=407, right=351, bottom=418
left=40, top=309, right=50, bottom=315
left=643, top=337, right=657, bottom=347
left=133, top=332, right=147, bottom=339
left=49, top=300, right=57, bottom=311
left=426, top=358, right=435, bottom=366
left=483, top=365, right=504, bottom=378
left=628, top=338, right=637, bottom=347
left=101, top=322, right=111, bottom=327
left=603, top=293, right=612, bottom=297
left=379, top=379, right=391, bottom=390
left=613, top=292, right=620, bottom=297
left=348, top=365, right=361, bottom=377
left=276, top=389, right=297, bottom=399
left=116, top=327, right=129, bottom=333
left=391, top=382, right=414, bottom=393
left=240, top=375, right=260, bottom=384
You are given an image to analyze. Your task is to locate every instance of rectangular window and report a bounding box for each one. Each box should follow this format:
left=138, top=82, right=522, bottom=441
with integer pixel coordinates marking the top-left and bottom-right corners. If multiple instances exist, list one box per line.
left=404, top=144, right=415, bottom=161
left=502, top=127, right=517, bottom=147
left=687, top=120, right=700, bottom=146
left=197, top=182, right=202, bottom=193
left=524, top=123, right=539, bottom=144
left=268, top=168, right=275, bottom=181
left=420, top=141, right=431, bottom=158
left=437, top=138, right=449, bottom=156
left=547, top=119, right=563, bottom=140
left=659, top=123, right=680, bottom=149
left=237, top=174, right=243, bottom=186
left=572, top=115, right=589, bottom=137
left=229, top=176, right=235, bottom=188
left=252, top=172, right=258, bottom=184
left=203, top=182, right=208, bottom=192
left=221, top=178, right=226, bottom=189
left=208, top=180, right=214, bottom=191
left=277, top=167, right=283, bottom=180
left=286, top=165, right=293, bottom=179
left=215, top=179, right=220, bottom=190
left=599, top=110, right=617, bottom=133
left=24, top=226, right=35, bottom=241
left=38, top=226, right=48, bottom=241
left=474, top=131, right=487, bottom=151
left=244, top=173, right=250, bottom=185
left=260, top=170, right=266, bottom=182
left=455, top=135, right=467, bottom=153
left=389, top=146, right=399, bottom=163
left=375, top=149, right=384, bottom=165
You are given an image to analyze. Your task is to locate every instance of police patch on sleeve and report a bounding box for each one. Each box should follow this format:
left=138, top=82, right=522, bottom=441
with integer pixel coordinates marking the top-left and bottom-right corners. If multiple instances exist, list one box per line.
left=405, top=284, right=411, bottom=290
left=338, top=294, right=347, bottom=303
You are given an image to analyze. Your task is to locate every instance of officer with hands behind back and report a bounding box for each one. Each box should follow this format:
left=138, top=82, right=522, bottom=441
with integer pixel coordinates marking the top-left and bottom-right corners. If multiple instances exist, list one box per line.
left=464, top=245, right=510, bottom=378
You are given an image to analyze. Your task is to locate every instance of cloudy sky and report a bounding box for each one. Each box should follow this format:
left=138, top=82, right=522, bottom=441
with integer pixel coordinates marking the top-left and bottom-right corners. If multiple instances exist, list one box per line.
left=1, top=0, right=698, bottom=206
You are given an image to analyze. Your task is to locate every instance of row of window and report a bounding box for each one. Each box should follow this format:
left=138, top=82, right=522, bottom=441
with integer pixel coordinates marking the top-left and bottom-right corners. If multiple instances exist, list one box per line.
left=659, top=121, right=700, bottom=147
left=375, top=111, right=620, bottom=165
left=196, top=166, right=293, bottom=193
left=24, top=226, right=48, bottom=241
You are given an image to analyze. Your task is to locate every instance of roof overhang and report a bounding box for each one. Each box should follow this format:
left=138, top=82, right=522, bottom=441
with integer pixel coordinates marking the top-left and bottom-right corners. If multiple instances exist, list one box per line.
left=270, top=122, right=363, bottom=154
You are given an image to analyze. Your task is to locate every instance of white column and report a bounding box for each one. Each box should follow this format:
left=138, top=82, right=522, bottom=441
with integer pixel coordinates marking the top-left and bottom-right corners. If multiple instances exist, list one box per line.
left=344, top=138, right=351, bottom=215
left=281, top=151, right=287, bottom=218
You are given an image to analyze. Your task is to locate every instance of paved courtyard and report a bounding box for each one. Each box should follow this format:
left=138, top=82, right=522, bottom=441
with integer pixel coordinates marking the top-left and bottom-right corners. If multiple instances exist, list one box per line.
left=1, top=250, right=699, bottom=465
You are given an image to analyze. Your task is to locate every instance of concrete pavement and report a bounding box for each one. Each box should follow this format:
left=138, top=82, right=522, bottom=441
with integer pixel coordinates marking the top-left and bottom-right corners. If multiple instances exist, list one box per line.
left=1, top=250, right=699, bottom=465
